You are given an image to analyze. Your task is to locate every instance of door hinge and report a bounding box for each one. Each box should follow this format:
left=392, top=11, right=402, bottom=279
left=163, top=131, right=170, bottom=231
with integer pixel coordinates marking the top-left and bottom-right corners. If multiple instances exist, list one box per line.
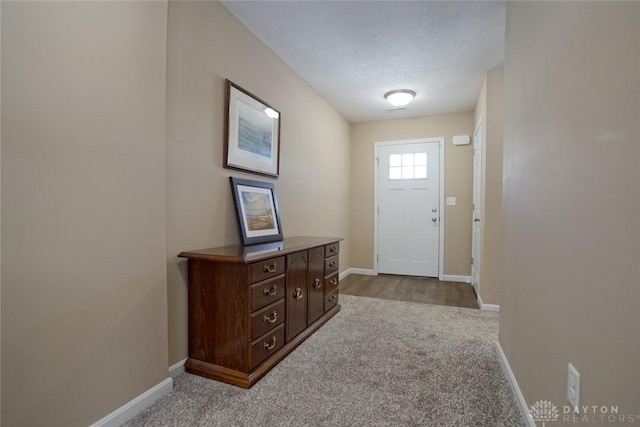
left=471, top=257, right=474, bottom=265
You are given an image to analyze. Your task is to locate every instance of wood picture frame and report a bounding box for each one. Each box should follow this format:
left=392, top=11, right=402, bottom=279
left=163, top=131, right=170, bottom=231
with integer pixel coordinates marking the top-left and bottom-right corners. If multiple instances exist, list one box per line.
left=224, top=80, right=281, bottom=178
left=230, top=177, right=284, bottom=246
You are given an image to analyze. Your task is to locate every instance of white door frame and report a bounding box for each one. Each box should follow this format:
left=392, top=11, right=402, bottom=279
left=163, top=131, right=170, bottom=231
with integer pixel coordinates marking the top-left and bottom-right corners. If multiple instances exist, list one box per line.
left=471, top=119, right=483, bottom=296
left=374, top=137, right=445, bottom=280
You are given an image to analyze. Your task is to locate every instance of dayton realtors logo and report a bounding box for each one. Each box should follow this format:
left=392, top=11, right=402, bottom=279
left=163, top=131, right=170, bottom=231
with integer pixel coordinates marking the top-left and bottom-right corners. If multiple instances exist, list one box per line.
left=530, top=400, right=639, bottom=424
left=529, top=400, right=559, bottom=426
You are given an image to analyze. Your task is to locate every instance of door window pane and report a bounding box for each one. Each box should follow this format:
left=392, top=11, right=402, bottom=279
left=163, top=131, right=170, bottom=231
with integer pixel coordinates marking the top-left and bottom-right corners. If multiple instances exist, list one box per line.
left=414, top=166, right=427, bottom=179
left=389, top=167, right=402, bottom=180
left=389, top=152, right=428, bottom=180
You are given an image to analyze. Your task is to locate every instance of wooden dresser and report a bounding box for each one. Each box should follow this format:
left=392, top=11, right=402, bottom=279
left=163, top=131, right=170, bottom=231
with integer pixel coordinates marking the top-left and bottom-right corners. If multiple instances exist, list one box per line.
left=178, top=236, right=341, bottom=388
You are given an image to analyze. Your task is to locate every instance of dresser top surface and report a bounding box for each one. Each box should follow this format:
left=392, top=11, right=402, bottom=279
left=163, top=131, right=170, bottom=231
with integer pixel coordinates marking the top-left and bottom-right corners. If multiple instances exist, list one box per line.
left=178, top=236, right=341, bottom=263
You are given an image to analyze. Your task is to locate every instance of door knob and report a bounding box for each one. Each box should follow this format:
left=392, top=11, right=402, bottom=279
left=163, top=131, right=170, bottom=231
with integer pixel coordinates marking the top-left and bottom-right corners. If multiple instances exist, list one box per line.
left=432, top=208, right=437, bottom=213
left=432, top=217, right=438, bottom=222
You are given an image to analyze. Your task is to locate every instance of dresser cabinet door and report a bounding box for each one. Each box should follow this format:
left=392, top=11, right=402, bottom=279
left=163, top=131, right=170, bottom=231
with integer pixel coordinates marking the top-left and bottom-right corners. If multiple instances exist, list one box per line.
left=307, top=246, right=325, bottom=324
left=286, top=251, right=308, bottom=342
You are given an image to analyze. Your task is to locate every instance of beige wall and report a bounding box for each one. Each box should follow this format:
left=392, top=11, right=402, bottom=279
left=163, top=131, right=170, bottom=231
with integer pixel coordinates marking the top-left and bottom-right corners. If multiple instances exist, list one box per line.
left=501, top=0, right=640, bottom=415
left=0, top=2, right=3, bottom=420
left=1, top=2, right=169, bottom=426
left=350, top=113, right=474, bottom=276
left=166, top=1, right=352, bottom=366
left=473, top=68, right=504, bottom=306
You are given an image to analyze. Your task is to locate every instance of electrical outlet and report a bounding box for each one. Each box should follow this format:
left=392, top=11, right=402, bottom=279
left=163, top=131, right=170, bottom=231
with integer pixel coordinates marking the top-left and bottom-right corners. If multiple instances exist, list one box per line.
left=567, top=363, right=580, bottom=410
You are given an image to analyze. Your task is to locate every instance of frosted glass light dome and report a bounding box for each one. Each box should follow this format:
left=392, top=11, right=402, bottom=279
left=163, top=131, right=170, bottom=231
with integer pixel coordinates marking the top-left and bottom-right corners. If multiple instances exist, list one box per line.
left=384, top=89, right=416, bottom=107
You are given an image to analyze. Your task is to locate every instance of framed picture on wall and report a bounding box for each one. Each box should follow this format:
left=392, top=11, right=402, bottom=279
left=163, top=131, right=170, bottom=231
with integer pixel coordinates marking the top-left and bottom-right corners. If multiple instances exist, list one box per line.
left=224, top=79, right=281, bottom=178
left=230, top=177, right=283, bottom=246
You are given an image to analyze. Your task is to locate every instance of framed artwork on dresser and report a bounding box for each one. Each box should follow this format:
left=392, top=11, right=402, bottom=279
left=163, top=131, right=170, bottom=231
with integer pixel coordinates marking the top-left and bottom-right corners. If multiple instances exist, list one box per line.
left=224, top=79, right=281, bottom=178
left=230, top=177, right=283, bottom=246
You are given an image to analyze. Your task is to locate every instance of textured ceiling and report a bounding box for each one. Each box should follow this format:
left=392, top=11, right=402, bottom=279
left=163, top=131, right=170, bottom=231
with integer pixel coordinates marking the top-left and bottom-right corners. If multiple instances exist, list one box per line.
left=221, top=1, right=505, bottom=123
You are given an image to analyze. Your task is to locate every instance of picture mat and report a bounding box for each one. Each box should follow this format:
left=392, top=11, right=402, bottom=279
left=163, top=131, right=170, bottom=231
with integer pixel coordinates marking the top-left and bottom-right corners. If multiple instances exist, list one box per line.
left=237, top=184, right=280, bottom=238
left=227, top=86, right=279, bottom=175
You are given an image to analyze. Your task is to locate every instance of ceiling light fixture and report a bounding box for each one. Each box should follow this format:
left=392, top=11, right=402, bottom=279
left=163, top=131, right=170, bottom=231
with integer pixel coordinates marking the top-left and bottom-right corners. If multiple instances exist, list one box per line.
left=384, top=89, right=416, bottom=107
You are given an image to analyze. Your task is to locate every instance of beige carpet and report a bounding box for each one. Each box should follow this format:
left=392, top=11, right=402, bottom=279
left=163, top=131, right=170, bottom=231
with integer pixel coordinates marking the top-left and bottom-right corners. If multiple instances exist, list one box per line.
left=126, top=295, right=525, bottom=426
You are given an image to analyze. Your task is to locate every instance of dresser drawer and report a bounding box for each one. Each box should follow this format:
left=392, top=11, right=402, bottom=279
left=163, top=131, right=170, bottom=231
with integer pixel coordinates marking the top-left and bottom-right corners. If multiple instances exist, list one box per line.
left=250, top=256, right=285, bottom=283
left=324, top=273, right=339, bottom=294
left=324, top=242, right=340, bottom=257
left=249, top=324, right=285, bottom=370
left=325, top=289, right=339, bottom=311
left=324, top=255, right=339, bottom=275
left=250, top=275, right=285, bottom=312
left=249, top=299, right=285, bottom=342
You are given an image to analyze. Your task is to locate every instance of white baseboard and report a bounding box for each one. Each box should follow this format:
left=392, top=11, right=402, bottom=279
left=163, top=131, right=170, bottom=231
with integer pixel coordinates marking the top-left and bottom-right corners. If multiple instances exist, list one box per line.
left=340, top=268, right=376, bottom=280
left=441, top=274, right=471, bottom=283
left=477, top=294, right=500, bottom=312
left=496, top=342, right=535, bottom=427
left=169, top=358, right=187, bottom=379
left=480, top=302, right=500, bottom=311
left=89, top=377, right=173, bottom=427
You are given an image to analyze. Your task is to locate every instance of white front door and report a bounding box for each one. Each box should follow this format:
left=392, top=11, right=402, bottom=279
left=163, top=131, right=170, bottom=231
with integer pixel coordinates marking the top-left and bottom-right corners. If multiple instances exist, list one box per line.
left=471, top=121, right=482, bottom=295
left=377, top=141, right=440, bottom=277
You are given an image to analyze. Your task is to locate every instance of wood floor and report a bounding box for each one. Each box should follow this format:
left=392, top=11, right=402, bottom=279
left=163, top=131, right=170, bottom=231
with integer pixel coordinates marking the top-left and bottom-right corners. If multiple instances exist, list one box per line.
left=339, top=274, right=479, bottom=309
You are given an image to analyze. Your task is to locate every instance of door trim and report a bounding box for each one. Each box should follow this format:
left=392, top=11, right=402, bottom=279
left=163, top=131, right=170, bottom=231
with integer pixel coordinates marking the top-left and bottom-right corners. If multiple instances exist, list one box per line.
left=373, top=137, right=445, bottom=279
left=471, top=118, right=483, bottom=297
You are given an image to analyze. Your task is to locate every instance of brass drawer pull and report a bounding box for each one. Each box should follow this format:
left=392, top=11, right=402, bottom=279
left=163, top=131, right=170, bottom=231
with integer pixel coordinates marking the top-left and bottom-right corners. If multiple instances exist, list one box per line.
left=263, top=284, right=277, bottom=296
left=264, top=336, right=277, bottom=350
left=313, top=278, right=322, bottom=290
left=263, top=311, right=278, bottom=324
left=329, top=261, right=337, bottom=269
left=329, top=295, right=337, bottom=303
left=330, top=277, right=338, bottom=286
left=263, top=262, right=277, bottom=273
left=329, top=246, right=337, bottom=254
left=293, top=287, right=303, bottom=300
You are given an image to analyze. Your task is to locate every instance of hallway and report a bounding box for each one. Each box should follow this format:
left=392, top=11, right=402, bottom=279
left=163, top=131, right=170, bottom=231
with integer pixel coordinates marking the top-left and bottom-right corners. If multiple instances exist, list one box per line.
left=340, top=274, right=478, bottom=309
